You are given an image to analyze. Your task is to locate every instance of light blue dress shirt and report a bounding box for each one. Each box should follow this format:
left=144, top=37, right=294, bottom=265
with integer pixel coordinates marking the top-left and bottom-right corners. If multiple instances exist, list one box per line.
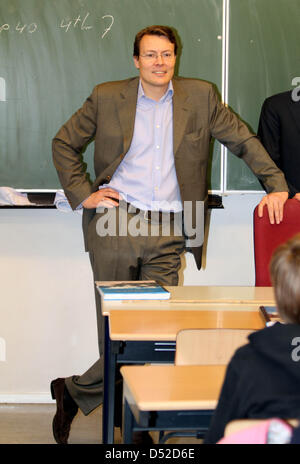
left=101, top=80, right=182, bottom=212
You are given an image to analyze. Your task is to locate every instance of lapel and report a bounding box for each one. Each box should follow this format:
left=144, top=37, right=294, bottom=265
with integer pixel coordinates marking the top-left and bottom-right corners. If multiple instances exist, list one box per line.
left=172, top=78, right=193, bottom=157
left=116, top=77, right=139, bottom=156
left=288, top=91, right=300, bottom=135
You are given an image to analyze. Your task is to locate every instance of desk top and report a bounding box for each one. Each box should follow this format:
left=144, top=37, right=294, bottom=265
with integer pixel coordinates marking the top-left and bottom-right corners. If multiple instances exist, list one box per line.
left=109, top=309, right=265, bottom=340
left=121, top=364, right=227, bottom=411
left=100, top=285, right=274, bottom=315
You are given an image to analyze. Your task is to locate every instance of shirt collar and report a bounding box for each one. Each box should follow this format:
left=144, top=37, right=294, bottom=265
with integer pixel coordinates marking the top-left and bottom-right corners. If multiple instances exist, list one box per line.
left=138, top=80, right=174, bottom=103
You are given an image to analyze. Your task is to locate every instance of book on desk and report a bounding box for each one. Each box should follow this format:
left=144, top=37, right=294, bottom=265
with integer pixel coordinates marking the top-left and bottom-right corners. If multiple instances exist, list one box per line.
left=96, top=280, right=170, bottom=300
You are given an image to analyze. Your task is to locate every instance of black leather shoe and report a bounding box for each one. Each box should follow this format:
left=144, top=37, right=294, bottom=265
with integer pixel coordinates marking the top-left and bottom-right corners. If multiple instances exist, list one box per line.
left=50, top=378, right=78, bottom=444
left=132, top=431, right=154, bottom=445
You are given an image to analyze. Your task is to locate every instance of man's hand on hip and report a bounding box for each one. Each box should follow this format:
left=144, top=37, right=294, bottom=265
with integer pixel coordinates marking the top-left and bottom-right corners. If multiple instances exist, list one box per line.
left=258, top=191, right=289, bottom=224
left=82, top=188, right=120, bottom=209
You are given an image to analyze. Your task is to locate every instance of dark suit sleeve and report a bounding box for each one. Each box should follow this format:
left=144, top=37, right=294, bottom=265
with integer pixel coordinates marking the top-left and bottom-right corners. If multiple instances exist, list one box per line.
left=258, top=98, right=282, bottom=167
left=207, top=86, right=288, bottom=194
left=258, top=98, right=296, bottom=197
left=52, top=87, right=98, bottom=209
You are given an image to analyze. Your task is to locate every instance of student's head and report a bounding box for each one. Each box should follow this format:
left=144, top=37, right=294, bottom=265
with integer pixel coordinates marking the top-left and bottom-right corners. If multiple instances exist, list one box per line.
left=133, top=26, right=177, bottom=98
left=270, top=233, right=300, bottom=324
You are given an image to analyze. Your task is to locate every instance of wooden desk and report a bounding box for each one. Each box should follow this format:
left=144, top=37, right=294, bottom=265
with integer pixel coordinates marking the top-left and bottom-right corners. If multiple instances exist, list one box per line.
left=102, top=309, right=264, bottom=443
left=121, top=364, right=227, bottom=443
left=99, top=285, right=271, bottom=443
left=100, top=285, right=275, bottom=315
left=109, top=309, right=264, bottom=340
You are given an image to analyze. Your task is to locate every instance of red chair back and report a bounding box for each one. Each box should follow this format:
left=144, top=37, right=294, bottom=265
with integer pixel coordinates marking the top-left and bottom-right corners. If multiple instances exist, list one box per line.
left=254, top=199, right=300, bottom=286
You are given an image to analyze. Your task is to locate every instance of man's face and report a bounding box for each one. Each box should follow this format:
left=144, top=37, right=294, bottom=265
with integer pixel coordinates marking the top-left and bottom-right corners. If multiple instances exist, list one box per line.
left=133, top=34, right=176, bottom=96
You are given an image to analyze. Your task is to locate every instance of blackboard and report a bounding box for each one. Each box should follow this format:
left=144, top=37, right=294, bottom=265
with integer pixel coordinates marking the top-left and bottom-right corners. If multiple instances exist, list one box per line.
left=0, top=0, right=223, bottom=191
left=2, top=0, right=298, bottom=193
left=227, top=0, right=300, bottom=191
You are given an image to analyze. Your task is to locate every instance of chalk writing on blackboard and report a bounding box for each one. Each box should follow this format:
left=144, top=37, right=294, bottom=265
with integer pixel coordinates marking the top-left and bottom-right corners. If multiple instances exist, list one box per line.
left=0, top=24, right=9, bottom=34
left=16, top=22, right=38, bottom=33
left=60, top=12, right=93, bottom=32
left=59, top=12, right=114, bottom=38
left=0, top=22, right=37, bottom=34
left=0, top=13, right=115, bottom=39
left=101, top=15, right=114, bottom=39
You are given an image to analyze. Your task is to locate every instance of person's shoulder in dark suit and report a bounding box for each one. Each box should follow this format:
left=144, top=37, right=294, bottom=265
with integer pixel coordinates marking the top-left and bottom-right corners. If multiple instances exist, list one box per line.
left=261, top=89, right=295, bottom=113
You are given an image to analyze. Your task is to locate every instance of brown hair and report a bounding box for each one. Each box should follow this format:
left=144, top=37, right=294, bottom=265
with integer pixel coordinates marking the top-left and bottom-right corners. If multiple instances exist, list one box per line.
left=270, top=233, right=300, bottom=324
left=133, top=25, right=178, bottom=57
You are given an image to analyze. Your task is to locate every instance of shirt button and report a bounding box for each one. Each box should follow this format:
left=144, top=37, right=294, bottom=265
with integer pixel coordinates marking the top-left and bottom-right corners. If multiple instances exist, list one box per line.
left=156, top=145, right=160, bottom=149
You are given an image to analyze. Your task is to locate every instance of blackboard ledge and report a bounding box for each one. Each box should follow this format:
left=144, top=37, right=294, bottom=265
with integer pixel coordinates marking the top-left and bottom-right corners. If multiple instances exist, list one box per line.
left=0, top=192, right=223, bottom=209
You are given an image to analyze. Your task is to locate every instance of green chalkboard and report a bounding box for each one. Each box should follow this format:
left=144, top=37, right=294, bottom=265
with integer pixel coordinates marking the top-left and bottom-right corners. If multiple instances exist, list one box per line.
left=226, top=0, right=300, bottom=191
left=0, top=0, right=223, bottom=190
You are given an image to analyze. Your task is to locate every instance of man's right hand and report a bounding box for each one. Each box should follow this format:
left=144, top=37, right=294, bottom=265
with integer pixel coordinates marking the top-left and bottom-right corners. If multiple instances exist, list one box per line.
left=82, top=188, right=121, bottom=209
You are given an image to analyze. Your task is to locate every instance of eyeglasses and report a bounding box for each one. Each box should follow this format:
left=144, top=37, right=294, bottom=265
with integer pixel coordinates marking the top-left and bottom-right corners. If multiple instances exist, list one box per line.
left=139, top=52, right=175, bottom=62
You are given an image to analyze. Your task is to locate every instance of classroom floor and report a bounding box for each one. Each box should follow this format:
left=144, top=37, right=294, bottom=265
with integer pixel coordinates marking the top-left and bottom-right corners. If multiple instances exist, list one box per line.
left=0, top=404, right=203, bottom=444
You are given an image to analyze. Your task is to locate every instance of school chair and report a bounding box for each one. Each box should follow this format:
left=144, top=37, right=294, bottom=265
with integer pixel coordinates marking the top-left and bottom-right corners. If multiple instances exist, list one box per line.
left=175, top=328, right=253, bottom=366
left=253, top=198, right=300, bottom=286
left=158, top=328, right=253, bottom=443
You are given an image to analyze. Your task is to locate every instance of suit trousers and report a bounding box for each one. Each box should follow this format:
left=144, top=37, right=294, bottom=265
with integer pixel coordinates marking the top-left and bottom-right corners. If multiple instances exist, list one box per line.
left=65, top=202, right=185, bottom=415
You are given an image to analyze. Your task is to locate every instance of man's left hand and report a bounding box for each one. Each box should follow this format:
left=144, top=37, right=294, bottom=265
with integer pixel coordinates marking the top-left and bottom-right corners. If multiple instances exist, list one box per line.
left=258, top=191, right=289, bottom=224
left=293, top=193, right=300, bottom=202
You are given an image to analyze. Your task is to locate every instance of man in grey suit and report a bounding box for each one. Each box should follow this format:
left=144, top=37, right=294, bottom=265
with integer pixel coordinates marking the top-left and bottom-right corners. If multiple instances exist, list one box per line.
left=51, top=25, right=288, bottom=444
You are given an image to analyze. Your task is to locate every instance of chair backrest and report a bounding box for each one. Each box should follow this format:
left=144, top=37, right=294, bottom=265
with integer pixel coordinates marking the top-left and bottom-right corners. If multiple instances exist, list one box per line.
left=254, top=199, right=300, bottom=286
left=175, top=328, right=253, bottom=365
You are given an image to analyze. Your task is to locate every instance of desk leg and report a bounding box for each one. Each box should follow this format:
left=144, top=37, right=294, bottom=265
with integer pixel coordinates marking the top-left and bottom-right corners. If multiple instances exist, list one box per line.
left=123, top=398, right=134, bottom=444
left=102, top=316, right=117, bottom=444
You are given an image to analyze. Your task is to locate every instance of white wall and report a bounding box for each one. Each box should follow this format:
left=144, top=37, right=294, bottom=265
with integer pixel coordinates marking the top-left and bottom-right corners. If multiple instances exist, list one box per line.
left=182, top=193, right=263, bottom=286
left=0, top=192, right=263, bottom=401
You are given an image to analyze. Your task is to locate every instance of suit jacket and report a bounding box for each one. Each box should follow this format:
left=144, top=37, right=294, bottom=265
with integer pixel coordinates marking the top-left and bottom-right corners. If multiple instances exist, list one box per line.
left=258, top=90, right=300, bottom=197
left=52, top=77, right=288, bottom=269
